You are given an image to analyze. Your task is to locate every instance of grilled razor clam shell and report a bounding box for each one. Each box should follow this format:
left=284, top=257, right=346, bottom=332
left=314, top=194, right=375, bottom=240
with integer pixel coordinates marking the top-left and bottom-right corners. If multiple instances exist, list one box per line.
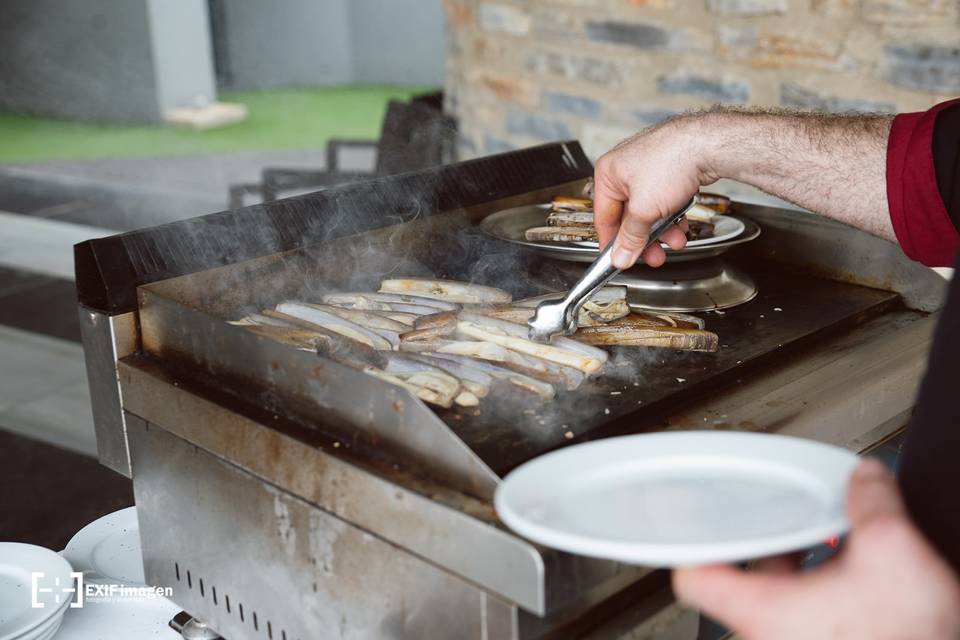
left=280, top=304, right=401, bottom=350
left=686, top=220, right=716, bottom=241
left=608, top=312, right=706, bottom=331
left=384, top=359, right=472, bottom=408
left=546, top=211, right=594, bottom=227
left=575, top=325, right=719, bottom=352
left=551, top=196, right=593, bottom=212
left=413, top=310, right=459, bottom=330
left=407, top=372, right=462, bottom=406
left=401, top=338, right=565, bottom=385
left=230, top=312, right=301, bottom=328
left=277, top=302, right=394, bottom=351
left=258, top=310, right=387, bottom=364
left=401, top=324, right=456, bottom=342
left=495, top=358, right=585, bottom=391
left=324, top=298, right=444, bottom=316
left=299, top=303, right=409, bottom=332
left=684, top=203, right=719, bottom=223
left=658, top=311, right=706, bottom=330
left=454, top=390, right=480, bottom=407
left=525, top=226, right=597, bottom=242
left=361, top=367, right=453, bottom=408
left=535, top=360, right=585, bottom=390
left=458, top=313, right=608, bottom=374
left=697, top=192, right=731, bottom=214
left=321, top=293, right=456, bottom=316
left=243, top=325, right=320, bottom=351
left=380, top=278, right=512, bottom=305
left=582, top=178, right=595, bottom=200
left=428, top=353, right=556, bottom=401
left=436, top=339, right=548, bottom=372
left=325, top=291, right=459, bottom=312
left=384, top=353, right=461, bottom=388
left=383, top=312, right=418, bottom=326
left=403, top=354, right=493, bottom=397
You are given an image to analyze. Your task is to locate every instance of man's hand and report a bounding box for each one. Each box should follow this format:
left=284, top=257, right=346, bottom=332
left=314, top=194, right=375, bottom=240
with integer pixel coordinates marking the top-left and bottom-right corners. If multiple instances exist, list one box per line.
left=593, top=120, right=700, bottom=270
left=673, top=459, right=960, bottom=640
left=593, top=108, right=895, bottom=271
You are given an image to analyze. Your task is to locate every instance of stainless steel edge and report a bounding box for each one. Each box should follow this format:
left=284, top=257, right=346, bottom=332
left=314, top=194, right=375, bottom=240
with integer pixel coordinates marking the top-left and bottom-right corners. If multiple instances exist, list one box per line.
left=78, top=306, right=138, bottom=477
left=128, top=418, right=516, bottom=640
left=741, top=204, right=947, bottom=312
left=663, top=310, right=936, bottom=450
left=118, top=358, right=549, bottom=615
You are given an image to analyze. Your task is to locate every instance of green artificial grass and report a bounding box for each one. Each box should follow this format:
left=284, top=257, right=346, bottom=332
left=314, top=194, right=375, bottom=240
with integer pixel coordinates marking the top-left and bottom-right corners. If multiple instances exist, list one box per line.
left=0, top=86, right=433, bottom=164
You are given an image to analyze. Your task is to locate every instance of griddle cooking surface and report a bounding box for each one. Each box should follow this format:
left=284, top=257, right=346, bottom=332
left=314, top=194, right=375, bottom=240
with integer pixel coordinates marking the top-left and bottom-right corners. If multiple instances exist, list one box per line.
left=443, top=269, right=898, bottom=477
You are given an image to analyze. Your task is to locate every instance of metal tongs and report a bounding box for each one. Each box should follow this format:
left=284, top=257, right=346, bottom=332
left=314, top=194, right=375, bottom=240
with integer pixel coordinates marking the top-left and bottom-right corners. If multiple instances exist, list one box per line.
left=527, top=196, right=697, bottom=343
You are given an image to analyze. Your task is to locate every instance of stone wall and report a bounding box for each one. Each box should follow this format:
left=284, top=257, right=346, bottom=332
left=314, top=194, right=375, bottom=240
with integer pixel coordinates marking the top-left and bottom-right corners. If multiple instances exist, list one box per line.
left=444, top=0, right=960, bottom=160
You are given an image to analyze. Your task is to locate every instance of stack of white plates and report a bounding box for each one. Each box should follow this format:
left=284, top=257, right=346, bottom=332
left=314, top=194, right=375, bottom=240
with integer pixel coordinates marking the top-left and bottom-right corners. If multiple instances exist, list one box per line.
left=0, top=543, right=75, bottom=640
left=55, top=507, right=181, bottom=640
left=61, top=506, right=144, bottom=586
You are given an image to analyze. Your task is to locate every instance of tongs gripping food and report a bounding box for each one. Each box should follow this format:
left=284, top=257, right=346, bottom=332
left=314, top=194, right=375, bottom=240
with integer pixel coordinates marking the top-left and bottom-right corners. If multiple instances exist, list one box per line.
left=527, top=197, right=697, bottom=343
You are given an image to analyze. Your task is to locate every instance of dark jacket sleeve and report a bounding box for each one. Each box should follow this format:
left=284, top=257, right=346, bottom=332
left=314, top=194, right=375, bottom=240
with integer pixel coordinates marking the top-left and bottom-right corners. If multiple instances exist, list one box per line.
left=887, top=99, right=960, bottom=267
left=899, top=249, right=960, bottom=574
left=896, top=99, right=960, bottom=573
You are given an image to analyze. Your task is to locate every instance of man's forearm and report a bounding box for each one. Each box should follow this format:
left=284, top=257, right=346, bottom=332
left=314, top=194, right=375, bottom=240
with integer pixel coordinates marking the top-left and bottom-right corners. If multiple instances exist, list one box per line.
left=684, top=108, right=895, bottom=241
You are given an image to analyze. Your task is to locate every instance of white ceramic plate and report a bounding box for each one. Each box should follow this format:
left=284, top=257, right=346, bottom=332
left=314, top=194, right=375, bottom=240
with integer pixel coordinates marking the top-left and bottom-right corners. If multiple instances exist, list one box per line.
left=61, top=507, right=145, bottom=586
left=572, top=214, right=746, bottom=249
left=495, top=432, right=859, bottom=567
left=16, top=611, right=65, bottom=640
left=0, top=543, right=74, bottom=640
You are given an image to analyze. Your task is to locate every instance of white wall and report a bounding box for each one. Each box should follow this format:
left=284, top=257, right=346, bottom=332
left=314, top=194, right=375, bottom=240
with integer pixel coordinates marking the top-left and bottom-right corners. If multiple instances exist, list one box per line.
left=218, top=0, right=445, bottom=89
left=0, top=0, right=216, bottom=122
left=147, top=0, right=218, bottom=113
left=349, top=0, right=446, bottom=86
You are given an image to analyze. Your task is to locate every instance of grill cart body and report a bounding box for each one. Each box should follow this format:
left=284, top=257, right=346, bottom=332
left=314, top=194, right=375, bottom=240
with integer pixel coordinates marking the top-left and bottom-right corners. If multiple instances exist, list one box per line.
left=76, top=142, right=945, bottom=639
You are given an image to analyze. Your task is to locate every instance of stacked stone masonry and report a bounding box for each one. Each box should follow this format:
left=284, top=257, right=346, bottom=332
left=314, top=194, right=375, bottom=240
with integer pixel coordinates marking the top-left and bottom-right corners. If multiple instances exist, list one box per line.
left=444, top=0, right=960, bottom=159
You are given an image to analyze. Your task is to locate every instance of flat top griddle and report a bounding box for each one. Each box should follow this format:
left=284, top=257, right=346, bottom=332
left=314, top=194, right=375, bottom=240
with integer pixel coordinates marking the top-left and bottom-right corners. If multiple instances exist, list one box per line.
left=137, top=207, right=901, bottom=488
left=436, top=265, right=898, bottom=476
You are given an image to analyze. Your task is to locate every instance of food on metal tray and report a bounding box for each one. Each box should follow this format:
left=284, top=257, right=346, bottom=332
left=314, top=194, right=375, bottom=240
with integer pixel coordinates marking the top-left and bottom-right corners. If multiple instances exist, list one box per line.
left=534, top=191, right=733, bottom=243
left=550, top=196, right=594, bottom=212
left=696, top=192, right=731, bottom=214
left=546, top=211, right=595, bottom=227
left=686, top=220, right=716, bottom=241
left=232, top=278, right=717, bottom=408
left=524, top=226, right=598, bottom=242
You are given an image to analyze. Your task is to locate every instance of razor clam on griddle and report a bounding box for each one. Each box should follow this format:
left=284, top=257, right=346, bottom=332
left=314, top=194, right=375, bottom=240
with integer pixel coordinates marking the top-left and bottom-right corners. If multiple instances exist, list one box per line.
left=276, top=302, right=395, bottom=350
left=380, top=278, right=512, bottom=305
left=234, top=277, right=717, bottom=409
left=456, top=313, right=608, bottom=374
left=428, top=353, right=556, bottom=401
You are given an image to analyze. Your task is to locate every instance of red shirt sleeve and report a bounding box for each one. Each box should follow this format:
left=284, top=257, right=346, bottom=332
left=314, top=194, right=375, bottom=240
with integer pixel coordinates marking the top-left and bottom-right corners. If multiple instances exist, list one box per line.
left=887, top=99, right=960, bottom=267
